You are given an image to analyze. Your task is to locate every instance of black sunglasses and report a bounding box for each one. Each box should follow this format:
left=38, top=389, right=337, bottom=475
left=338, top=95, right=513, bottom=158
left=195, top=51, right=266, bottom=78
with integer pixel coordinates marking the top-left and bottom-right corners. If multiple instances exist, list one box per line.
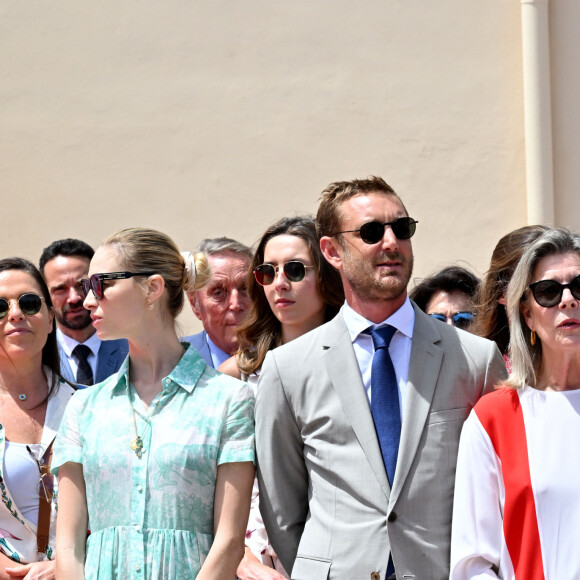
left=81, top=271, right=156, bottom=300
left=335, top=217, right=418, bottom=244
left=429, top=311, right=475, bottom=330
left=254, top=261, right=315, bottom=286
left=0, top=293, right=43, bottom=319
left=528, top=274, right=580, bottom=308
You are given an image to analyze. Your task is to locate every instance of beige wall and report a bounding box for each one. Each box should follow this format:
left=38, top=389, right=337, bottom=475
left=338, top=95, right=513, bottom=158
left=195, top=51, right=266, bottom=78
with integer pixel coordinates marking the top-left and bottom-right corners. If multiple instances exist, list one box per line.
left=2, top=1, right=576, bottom=335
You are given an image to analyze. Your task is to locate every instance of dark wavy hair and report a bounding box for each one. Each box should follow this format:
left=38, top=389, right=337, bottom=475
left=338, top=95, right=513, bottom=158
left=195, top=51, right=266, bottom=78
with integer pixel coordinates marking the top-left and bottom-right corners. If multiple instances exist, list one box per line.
left=0, top=257, right=60, bottom=382
left=410, top=266, right=480, bottom=312
left=237, top=216, right=344, bottom=375
left=474, top=225, right=549, bottom=355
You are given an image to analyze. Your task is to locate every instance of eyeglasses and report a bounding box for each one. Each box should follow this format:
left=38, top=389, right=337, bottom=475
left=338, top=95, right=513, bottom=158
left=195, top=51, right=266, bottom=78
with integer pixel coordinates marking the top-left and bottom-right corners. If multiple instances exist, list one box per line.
left=81, top=271, right=156, bottom=300
left=26, top=445, right=54, bottom=503
left=0, top=293, right=43, bottom=320
left=528, top=274, right=580, bottom=308
left=429, top=311, right=475, bottom=330
left=335, top=217, right=418, bottom=244
left=254, top=261, right=315, bottom=286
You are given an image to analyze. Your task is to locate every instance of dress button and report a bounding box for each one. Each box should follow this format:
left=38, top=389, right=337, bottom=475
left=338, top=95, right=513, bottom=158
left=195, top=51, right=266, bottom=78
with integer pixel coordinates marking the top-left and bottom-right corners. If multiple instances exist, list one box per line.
left=135, top=524, right=141, bottom=532
left=135, top=564, right=141, bottom=572
left=371, top=572, right=380, bottom=580
left=137, top=484, right=143, bottom=492
left=388, top=511, right=397, bottom=522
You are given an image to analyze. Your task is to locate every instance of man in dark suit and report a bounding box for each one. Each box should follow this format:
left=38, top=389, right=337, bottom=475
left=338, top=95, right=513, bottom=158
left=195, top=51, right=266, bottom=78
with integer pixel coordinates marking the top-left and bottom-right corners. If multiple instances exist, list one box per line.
left=40, top=238, right=128, bottom=385
left=256, top=177, right=506, bottom=579
left=182, top=237, right=252, bottom=367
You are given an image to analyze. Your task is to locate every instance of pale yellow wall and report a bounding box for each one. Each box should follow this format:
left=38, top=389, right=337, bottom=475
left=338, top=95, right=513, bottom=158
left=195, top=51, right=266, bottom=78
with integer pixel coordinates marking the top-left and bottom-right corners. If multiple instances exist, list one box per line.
left=2, top=1, right=566, bottom=335
left=550, top=0, right=580, bottom=229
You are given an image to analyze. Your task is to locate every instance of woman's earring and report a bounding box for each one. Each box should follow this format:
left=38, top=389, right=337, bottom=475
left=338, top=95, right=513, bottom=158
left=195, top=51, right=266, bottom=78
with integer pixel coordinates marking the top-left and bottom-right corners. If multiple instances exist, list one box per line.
left=530, top=330, right=537, bottom=346
left=145, top=298, right=153, bottom=311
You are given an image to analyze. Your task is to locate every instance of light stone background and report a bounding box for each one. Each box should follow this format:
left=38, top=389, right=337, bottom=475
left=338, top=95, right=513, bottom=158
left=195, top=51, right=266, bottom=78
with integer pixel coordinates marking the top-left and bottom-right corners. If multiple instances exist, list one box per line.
left=1, top=1, right=578, bottom=335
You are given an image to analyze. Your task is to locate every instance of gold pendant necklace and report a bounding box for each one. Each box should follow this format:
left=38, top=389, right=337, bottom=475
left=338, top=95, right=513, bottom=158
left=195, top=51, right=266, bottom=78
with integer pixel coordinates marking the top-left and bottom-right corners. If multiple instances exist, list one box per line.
left=128, top=384, right=161, bottom=458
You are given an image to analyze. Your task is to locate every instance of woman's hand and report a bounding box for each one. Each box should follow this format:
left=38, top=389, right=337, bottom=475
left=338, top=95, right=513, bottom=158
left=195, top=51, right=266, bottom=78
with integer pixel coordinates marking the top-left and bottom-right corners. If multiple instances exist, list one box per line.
left=5, top=560, right=55, bottom=579
left=236, top=549, right=286, bottom=580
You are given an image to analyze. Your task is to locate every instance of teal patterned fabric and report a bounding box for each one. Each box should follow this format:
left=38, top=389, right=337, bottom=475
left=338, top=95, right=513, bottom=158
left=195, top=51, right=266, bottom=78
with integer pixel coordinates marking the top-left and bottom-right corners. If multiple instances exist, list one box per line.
left=52, top=343, right=255, bottom=579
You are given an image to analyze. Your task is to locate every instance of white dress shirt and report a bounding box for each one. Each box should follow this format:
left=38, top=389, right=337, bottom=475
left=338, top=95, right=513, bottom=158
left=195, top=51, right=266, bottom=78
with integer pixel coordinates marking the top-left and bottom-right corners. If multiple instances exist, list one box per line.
left=57, top=328, right=101, bottom=379
left=341, top=297, right=415, bottom=418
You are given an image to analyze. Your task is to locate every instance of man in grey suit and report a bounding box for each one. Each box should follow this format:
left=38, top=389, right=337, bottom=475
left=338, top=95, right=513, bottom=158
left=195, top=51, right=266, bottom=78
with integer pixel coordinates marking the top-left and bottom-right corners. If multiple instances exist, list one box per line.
left=256, top=177, right=506, bottom=579
left=40, top=239, right=128, bottom=385
left=182, top=237, right=252, bottom=367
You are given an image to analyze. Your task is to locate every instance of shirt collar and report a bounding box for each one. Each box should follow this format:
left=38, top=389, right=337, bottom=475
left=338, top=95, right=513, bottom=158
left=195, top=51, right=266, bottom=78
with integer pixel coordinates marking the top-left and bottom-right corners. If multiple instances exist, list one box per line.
left=110, top=342, right=207, bottom=396
left=205, top=334, right=230, bottom=368
left=57, top=327, right=102, bottom=357
left=342, top=296, right=415, bottom=343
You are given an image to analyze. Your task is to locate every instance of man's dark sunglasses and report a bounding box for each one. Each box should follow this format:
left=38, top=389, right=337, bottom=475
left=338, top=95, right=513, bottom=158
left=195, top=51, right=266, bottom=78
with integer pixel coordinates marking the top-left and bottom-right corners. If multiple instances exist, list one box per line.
left=528, top=274, right=580, bottom=308
left=81, top=271, right=156, bottom=300
left=335, top=217, right=418, bottom=244
left=254, top=261, right=314, bottom=286
left=429, top=311, right=475, bottom=331
left=0, top=293, right=43, bottom=319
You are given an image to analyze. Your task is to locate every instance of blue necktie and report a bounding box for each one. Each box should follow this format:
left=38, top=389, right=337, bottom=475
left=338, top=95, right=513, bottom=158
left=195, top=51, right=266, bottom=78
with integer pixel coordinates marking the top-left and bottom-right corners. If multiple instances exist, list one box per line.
left=370, top=325, right=400, bottom=578
left=370, top=325, right=401, bottom=486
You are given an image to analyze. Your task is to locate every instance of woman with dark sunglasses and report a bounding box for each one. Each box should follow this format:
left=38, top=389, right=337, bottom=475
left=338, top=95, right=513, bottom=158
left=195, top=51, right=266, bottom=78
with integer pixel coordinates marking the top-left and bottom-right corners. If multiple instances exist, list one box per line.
left=219, top=216, right=344, bottom=579
left=0, top=258, right=75, bottom=578
left=409, top=266, right=480, bottom=333
left=451, top=228, right=580, bottom=579
left=52, top=228, right=256, bottom=580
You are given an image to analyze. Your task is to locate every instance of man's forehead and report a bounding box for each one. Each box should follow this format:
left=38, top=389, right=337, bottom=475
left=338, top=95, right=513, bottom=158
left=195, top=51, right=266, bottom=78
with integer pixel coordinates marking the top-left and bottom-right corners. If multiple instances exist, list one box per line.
left=207, top=252, right=251, bottom=273
left=44, top=254, right=90, bottom=277
left=338, top=192, right=407, bottom=223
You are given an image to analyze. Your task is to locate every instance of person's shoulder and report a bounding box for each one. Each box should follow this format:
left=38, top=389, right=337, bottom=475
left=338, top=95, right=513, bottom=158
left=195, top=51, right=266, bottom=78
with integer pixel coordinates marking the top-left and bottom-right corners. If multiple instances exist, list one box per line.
left=417, top=307, right=498, bottom=357
left=473, top=386, right=519, bottom=422
left=271, top=314, right=345, bottom=359
left=181, top=331, right=205, bottom=345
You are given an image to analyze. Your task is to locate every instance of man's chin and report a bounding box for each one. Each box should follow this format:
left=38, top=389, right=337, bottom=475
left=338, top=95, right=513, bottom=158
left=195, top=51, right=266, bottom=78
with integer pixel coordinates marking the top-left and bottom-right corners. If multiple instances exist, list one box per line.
left=58, top=315, right=93, bottom=331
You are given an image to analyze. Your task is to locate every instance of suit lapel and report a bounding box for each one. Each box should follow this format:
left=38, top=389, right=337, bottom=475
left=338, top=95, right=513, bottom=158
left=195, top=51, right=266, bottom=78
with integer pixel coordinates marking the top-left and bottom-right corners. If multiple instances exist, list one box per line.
left=96, top=340, right=118, bottom=383
left=322, top=315, right=391, bottom=500
left=389, top=306, right=443, bottom=506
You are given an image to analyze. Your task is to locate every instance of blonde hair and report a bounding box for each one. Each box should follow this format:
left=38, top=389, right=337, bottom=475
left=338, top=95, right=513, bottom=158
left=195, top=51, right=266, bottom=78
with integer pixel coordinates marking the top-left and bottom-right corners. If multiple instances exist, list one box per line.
left=103, top=228, right=210, bottom=319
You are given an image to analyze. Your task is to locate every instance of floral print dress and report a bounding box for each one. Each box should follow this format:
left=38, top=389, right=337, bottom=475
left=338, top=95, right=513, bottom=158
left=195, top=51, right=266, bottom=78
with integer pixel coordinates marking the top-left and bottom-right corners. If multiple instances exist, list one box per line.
left=52, top=343, right=255, bottom=579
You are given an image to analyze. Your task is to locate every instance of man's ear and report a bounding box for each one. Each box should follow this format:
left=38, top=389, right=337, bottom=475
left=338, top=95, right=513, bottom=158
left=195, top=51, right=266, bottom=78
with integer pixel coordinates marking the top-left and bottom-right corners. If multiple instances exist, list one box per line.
left=187, top=290, right=203, bottom=321
left=320, top=236, right=343, bottom=271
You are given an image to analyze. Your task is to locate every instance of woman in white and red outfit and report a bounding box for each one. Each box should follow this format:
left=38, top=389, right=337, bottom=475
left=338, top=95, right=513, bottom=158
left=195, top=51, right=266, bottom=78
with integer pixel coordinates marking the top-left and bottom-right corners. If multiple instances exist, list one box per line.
left=451, top=228, right=580, bottom=579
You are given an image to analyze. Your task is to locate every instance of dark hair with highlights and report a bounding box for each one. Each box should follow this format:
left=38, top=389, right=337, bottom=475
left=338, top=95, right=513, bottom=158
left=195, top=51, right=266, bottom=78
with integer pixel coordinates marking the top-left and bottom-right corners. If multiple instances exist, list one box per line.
left=237, top=216, right=344, bottom=375
left=474, top=225, right=549, bottom=354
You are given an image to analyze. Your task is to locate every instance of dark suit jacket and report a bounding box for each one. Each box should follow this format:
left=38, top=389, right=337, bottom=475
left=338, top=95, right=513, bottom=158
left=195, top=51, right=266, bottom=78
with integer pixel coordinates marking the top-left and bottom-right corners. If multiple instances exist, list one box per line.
left=58, top=338, right=128, bottom=385
left=256, top=304, right=507, bottom=580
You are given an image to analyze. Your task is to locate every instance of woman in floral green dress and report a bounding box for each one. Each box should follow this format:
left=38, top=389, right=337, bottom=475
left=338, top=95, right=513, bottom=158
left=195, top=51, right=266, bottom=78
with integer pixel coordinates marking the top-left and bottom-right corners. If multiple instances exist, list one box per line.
left=53, top=228, right=255, bottom=579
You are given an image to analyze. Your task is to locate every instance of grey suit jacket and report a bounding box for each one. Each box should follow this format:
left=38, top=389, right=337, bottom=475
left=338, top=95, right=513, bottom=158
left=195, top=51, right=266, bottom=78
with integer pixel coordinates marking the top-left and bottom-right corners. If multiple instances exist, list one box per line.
left=256, top=305, right=506, bottom=580
left=58, top=338, right=129, bottom=385
left=181, top=331, right=214, bottom=367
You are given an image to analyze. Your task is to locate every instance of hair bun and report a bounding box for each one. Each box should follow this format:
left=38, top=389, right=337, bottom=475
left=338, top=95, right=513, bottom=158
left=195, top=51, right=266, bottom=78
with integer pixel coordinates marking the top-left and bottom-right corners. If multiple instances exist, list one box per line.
left=181, top=251, right=197, bottom=291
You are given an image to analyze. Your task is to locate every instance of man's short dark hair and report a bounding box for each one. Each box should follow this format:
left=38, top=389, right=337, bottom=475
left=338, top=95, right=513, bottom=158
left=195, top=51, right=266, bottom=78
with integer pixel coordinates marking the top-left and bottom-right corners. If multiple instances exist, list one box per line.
left=409, top=266, right=480, bottom=312
left=39, top=238, right=95, bottom=274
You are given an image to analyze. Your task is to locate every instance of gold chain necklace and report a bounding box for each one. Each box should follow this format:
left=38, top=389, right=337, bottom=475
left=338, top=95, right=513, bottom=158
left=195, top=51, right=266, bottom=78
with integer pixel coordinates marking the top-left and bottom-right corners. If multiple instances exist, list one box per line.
left=128, top=384, right=162, bottom=458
